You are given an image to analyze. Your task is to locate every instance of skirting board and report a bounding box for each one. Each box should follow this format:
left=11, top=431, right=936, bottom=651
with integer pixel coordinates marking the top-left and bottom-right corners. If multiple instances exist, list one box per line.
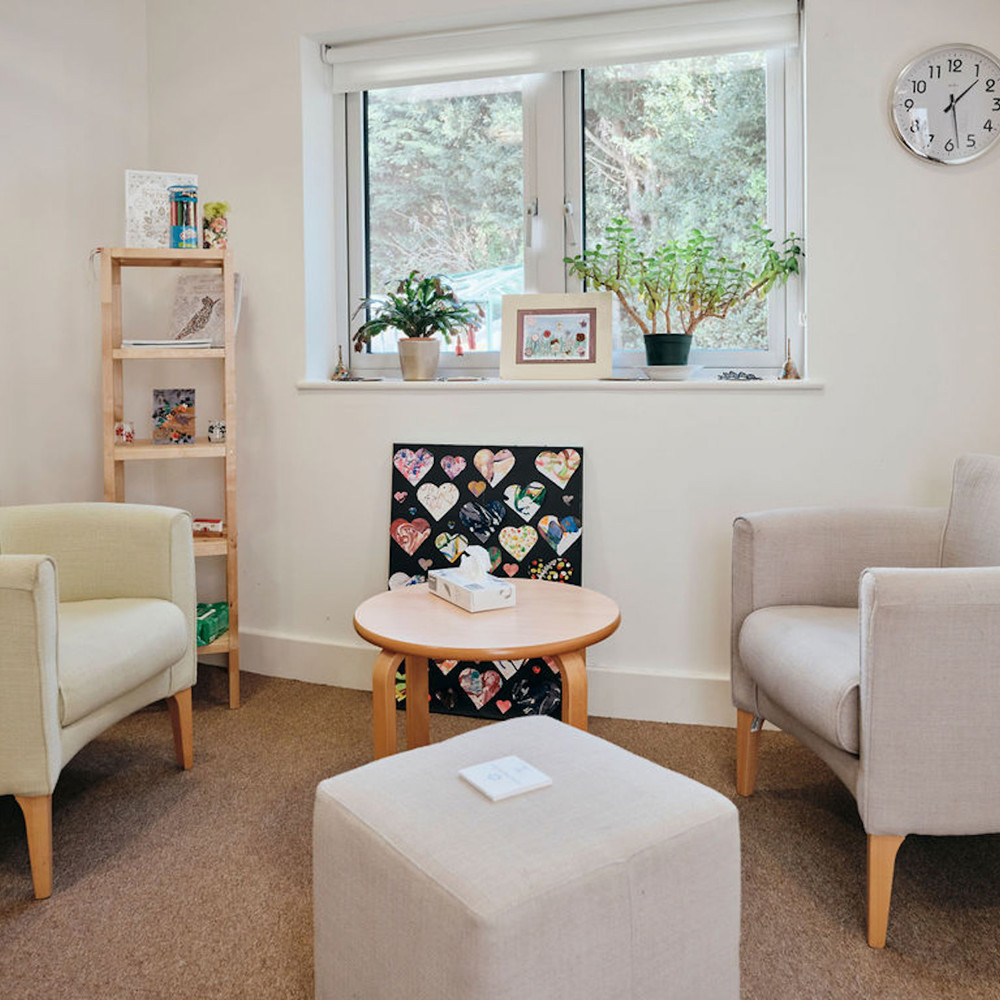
left=239, top=628, right=737, bottom=728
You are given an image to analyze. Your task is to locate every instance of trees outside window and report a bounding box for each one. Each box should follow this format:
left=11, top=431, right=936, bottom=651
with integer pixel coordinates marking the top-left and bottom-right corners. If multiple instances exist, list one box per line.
left=347, top=48, right=799, bottom=371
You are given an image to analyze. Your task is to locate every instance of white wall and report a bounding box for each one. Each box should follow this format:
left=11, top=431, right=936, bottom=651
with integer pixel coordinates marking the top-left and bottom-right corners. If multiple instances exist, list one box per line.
left=0, top=0, right=148, bottom=505
left=6, top=1, right=999, bottom=724
left=147, top=0, right=1000, bottom=723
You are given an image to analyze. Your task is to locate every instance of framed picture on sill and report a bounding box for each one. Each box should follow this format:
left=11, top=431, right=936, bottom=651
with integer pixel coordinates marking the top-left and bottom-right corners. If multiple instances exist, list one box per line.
left=500, top=292, right=613, bottom=380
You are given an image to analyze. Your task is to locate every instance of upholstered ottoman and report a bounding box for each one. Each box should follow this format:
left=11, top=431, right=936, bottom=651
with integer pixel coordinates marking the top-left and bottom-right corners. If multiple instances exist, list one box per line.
left=313, top=716, right=739, bottom=999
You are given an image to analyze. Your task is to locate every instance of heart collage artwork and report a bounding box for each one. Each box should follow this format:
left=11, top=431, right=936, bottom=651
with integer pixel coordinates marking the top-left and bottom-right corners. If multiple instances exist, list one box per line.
left=389, top=443, right=584, bottom=720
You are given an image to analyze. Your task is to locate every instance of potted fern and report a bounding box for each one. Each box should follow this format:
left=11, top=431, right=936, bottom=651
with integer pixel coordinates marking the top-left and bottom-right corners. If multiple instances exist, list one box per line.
left=353, top=271, right=484, bottom=381
left=565, top=219, right=802, bottom=369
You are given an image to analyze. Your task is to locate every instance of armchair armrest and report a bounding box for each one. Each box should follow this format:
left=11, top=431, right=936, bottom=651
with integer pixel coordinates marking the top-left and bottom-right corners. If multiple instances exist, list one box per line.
left=0, top=555, right=62, bottom=797
left=0, top=502, right=194, bottom=606
left=857, top=566, right=1000, bottom=837
left=731, top=507, right=946, bottom=711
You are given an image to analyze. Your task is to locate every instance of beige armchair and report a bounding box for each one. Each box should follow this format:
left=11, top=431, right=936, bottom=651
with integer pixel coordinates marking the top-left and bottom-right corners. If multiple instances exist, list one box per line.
left=0, top=502, right=196, bottom=899
left=732, top=454, right=1000, bottom=947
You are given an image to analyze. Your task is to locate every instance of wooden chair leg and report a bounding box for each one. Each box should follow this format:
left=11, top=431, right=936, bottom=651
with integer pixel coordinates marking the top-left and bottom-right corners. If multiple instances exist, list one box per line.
left=166, top=687, right=194, bottom=770
left=867, top=834, right=905, bottom=948
left=736, top=708, right=762, bottom=796
left=372, top=650, right=404, bottom=758
left=14, top=794, right=52, bottom=900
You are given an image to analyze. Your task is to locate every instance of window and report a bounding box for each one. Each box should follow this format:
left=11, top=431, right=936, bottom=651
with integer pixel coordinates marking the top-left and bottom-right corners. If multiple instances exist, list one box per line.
left=330, top=2, right=802, bottom=375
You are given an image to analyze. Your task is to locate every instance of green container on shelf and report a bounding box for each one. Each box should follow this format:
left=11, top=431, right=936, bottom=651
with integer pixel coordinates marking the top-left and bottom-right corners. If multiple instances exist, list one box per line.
left=196, top=601, right=229, bottom=646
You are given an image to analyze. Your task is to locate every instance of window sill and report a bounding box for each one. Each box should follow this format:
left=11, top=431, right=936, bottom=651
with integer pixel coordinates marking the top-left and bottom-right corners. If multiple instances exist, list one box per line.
left=297, top=376, right=824, bottom=392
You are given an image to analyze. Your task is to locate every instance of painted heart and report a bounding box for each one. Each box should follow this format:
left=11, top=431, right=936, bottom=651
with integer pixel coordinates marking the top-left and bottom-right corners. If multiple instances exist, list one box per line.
left=496, top=699, right=512, bottom=714
left=418, top=557, right=434, bottom=571
left=390, top=517, right=431, bottom=556
left=440, top=455, right=466, bottom=480
left=495, top=659, right=526, bottom=681
left=503, top=563, right=519, bottom=577
left=499, top=525, right=537, bottom=561
left=458, top=499, right=506, bottom=543
left=435, top=531, right=468, bottom=563
left=393, top=447, right=434, bottom=486
left=416, top=481, right=459, bottom=521
left=473, top=448, right=516, bottom=487
left=538, top=514, right=582, bottom=555
left=535, top=448, right=581, bottom=488
left=388, top=571, right=424, bottom=590
left=393, top=491, right=407, bottom=502
left=529, top=557, right=574, bottom=583
left=436, top=659, right=459, bottom=676
left=488, top=546, right=502, bottom=571
left=563, top=494, right=575, bottom=505
left=458, top=667, right=503, bottom=710
left=503, top=481, right=546, bottom=522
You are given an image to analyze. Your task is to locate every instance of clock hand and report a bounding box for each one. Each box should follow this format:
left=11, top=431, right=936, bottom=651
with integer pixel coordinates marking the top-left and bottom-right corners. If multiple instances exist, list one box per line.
left=951, top=104, right=960, bottom=148
left=952, top=78, right=980, bottom=106
left=943, top=93, right=956, bottom=115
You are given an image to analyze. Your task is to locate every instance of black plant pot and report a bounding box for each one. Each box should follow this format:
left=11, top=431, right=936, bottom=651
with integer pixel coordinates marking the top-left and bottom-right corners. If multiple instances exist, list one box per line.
left=643, top=334, right=693, bottom=366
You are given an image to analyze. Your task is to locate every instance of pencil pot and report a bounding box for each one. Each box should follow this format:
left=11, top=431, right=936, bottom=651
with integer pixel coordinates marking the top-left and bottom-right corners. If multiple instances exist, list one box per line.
left=168, top=185, right=199, bottom=249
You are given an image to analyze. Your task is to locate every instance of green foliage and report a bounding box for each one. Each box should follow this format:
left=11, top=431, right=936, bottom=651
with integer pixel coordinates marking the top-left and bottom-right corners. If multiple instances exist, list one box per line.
left=352, top=271, right=484, bottom=350
left=366, top=85, right=523, bottom=287
left=203, top=202, right=230, bottom=221
left=565, top=218, right=801, bottom=339
left=583, top=53, right=772, bottom=348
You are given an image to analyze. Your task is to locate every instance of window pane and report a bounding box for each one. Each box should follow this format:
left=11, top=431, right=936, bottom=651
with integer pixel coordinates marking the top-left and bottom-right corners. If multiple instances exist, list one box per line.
left=364, top=77, right=526, bottom=353
left=583, top=52, right=768, bottom=350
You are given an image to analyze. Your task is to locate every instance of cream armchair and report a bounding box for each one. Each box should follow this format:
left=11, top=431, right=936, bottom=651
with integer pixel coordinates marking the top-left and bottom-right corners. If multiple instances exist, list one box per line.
left=0, top=502, right=196, bottom=899
left=732, top=454, right=1000, bottom=947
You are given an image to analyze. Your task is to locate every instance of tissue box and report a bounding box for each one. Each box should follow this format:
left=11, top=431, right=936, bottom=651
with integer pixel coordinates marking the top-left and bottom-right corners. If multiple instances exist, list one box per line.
left=427, top=568, right=517, bottom=613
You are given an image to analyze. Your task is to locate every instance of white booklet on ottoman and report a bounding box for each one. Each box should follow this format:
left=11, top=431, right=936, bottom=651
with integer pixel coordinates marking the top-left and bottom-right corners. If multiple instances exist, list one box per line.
left=459, top=755, right=552, bottom=802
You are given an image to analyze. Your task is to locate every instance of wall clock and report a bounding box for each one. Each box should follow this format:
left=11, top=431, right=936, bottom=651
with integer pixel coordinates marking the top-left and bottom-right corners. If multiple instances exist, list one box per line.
left=890, top=44, right=1000, bottom=164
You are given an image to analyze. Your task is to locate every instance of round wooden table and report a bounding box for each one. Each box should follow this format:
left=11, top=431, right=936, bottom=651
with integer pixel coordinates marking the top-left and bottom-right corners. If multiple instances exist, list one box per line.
left=353, top=580, right=621, bottom=757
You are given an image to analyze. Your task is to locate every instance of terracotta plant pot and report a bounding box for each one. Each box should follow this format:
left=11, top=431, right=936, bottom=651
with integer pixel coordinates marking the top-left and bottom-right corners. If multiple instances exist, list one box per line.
left=397, top=337, right=441, bottom=381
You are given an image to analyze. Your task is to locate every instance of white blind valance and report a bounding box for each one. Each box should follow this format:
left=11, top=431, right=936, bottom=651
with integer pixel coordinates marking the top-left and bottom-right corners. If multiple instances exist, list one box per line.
left=322, top=0, right=799, bottom=93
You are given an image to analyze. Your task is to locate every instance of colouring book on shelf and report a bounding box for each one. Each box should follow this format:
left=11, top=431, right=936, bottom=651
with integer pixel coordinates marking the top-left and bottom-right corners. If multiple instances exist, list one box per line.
left=125, top=169, right=197, bottom=248
left=168, top=273, right=244, bottom=346
left=388, top=443, right=583, bottom=721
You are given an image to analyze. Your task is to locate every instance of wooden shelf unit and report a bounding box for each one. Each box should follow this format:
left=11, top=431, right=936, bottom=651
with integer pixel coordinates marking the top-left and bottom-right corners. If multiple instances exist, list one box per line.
left=100, top=246, right=240, bottom=708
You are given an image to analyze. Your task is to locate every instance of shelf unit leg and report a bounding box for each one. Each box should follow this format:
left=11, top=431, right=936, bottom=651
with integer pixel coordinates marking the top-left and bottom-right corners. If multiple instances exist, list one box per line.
left=228, top=649, right=240, bottom=709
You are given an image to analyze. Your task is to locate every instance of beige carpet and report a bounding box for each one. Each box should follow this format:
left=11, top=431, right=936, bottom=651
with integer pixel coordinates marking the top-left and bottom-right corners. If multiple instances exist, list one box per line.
left=2, top=668, right=999, bottom=998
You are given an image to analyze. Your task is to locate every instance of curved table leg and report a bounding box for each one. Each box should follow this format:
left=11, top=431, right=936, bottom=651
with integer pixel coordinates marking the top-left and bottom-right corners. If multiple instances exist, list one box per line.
left=551, top=649, right=588, bottom=730
left=372, top=650, right=405, bottom=758
left=405, top=656, right=430, bottom=750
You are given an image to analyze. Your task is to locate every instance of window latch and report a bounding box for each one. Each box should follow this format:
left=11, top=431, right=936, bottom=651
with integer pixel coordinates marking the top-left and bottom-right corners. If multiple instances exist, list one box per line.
left=525, top=197, right=539, bottom=249
left=563, top=200, right=579, bottom=249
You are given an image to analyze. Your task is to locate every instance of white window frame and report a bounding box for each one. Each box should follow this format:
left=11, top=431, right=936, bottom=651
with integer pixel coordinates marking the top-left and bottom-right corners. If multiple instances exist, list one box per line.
left=339, top=46, right=803, bottom=377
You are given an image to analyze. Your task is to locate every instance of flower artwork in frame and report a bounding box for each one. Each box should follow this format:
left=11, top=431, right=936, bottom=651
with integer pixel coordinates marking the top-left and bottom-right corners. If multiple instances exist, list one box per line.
left=500, top=292, right=613, bottom=380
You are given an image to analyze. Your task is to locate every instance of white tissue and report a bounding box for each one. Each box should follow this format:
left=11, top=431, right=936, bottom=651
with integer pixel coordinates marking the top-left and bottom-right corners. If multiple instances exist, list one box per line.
left=455, top=545, right=492, bottom=585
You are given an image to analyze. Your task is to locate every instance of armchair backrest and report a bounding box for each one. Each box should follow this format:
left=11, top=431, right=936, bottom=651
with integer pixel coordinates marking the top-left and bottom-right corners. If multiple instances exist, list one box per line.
left=940, top=454, right=1000, bottom=567
left=0, top=503, right=191, bottom=603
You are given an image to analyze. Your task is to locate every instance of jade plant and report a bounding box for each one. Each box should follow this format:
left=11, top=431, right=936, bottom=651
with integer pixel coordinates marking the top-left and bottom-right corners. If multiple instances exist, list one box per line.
left=352, top=271, right=483, bottom=351
left=565, top=218, right=802, bottom=340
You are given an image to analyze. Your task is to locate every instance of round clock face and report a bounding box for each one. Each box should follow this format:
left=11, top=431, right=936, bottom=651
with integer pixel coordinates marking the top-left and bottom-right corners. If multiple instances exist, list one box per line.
left=890, top=44, right=1000, bottom=164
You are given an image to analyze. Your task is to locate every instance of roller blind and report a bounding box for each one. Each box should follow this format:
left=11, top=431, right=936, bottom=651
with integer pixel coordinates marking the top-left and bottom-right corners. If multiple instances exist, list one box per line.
left=322, top=0, right=799, bottom=93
